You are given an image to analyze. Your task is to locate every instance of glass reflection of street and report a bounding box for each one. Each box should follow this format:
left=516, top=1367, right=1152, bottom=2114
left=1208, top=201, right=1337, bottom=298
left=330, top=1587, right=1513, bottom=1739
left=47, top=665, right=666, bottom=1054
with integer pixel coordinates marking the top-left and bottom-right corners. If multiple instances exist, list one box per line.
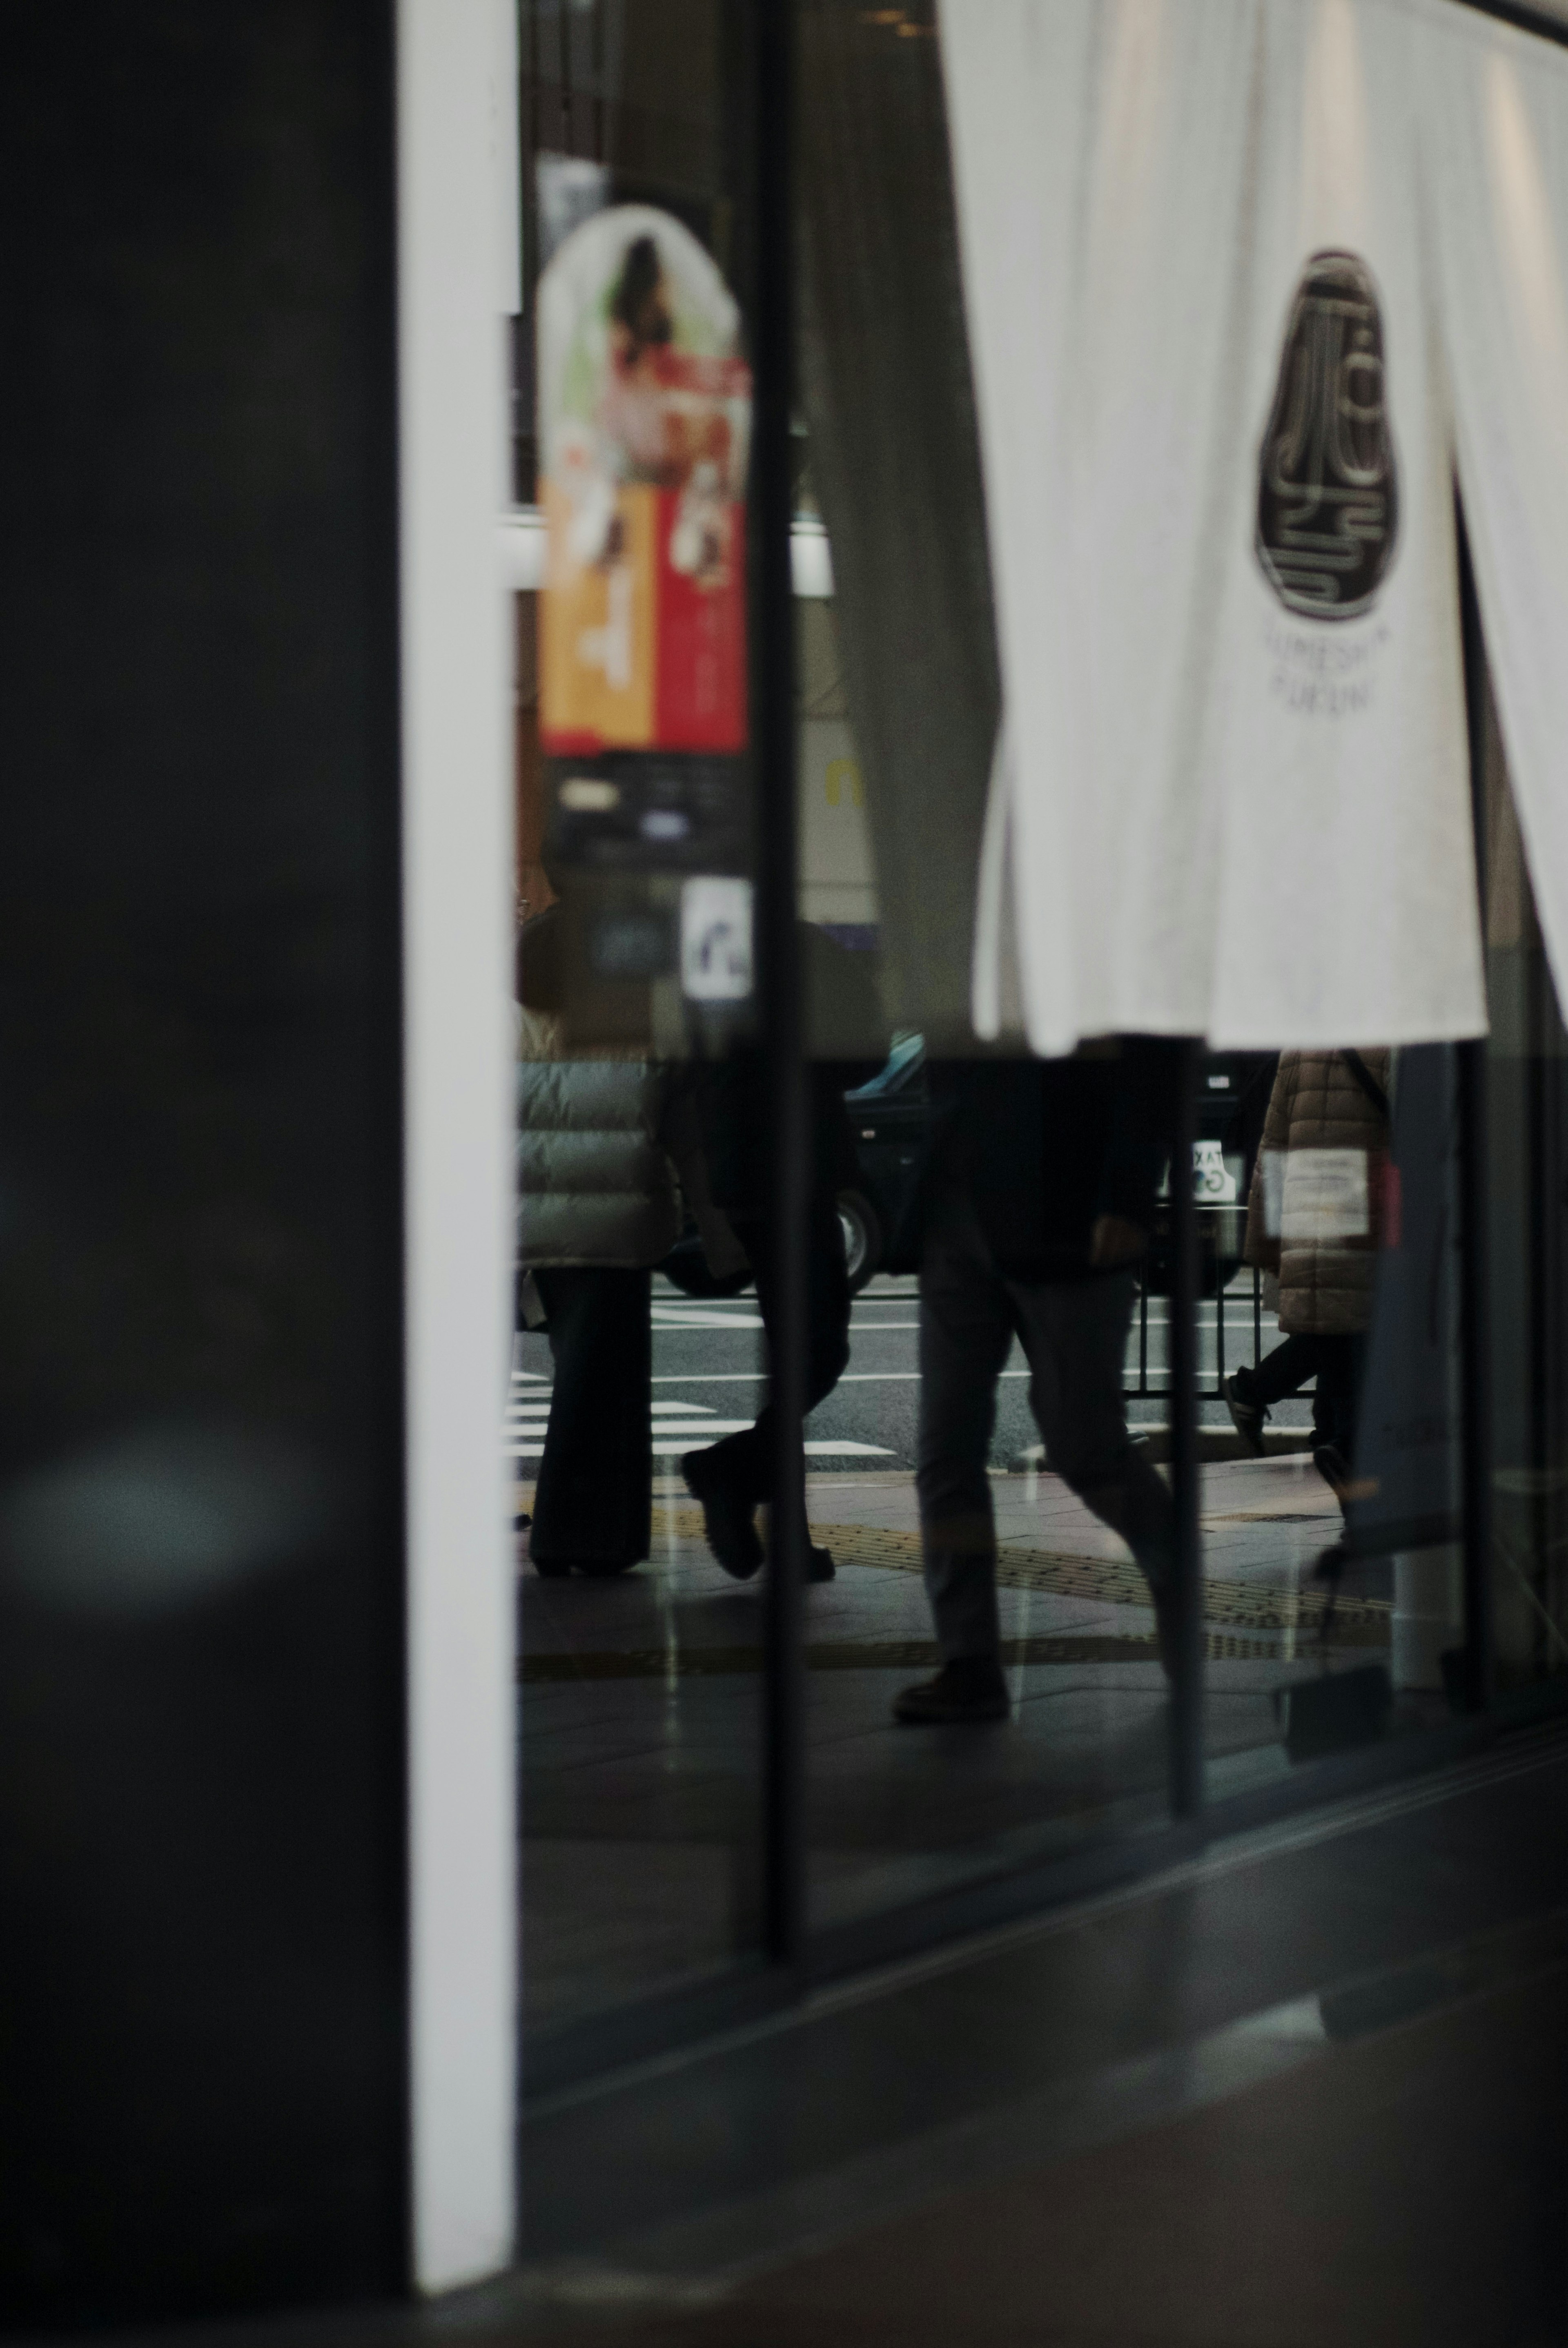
left=514, top=1263, right=1384, bottom=2031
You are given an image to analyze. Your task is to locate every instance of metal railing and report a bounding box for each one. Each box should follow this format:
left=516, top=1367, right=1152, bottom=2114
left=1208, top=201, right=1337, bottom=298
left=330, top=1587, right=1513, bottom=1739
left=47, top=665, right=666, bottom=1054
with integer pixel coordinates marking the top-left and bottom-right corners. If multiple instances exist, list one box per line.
left=1126, top=1211, right=1267, bottom=1403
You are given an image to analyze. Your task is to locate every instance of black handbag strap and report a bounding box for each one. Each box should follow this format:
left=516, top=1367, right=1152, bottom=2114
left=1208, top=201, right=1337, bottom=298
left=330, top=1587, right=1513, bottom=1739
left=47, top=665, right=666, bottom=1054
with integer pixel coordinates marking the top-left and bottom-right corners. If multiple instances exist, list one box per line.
left=1341, top=1048, right=1390, bottom=1122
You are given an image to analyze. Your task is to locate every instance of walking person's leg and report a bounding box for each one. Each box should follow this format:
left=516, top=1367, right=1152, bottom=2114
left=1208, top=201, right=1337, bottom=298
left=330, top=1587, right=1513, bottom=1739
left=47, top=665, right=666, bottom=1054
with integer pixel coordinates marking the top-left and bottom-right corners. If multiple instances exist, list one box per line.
left=684, top=1196, right=851, bottom=1580
left=531, top=1267, right=652, bottom=1574
left=681, top=1216, right=769, bottom=1575
left=1225, top=1331, right=1325, bottom=1453
left=802, top=1188, right=853, bottom=1406
left=1310, top=1333, right=1366, bottom=1498
left=894, top=1192, right=1015, bottom=1724
left=779, top=1190, right=854, bottom=1580
left=1011, top=1271, right=1177, bottom=1668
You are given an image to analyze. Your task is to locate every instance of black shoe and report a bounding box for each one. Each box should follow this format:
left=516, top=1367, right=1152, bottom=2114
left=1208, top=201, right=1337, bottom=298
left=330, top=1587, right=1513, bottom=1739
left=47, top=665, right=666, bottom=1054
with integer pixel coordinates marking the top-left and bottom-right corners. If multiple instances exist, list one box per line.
left=682, top=1448, right=764, bottom=1580
left=893, top=1658, right=1009, bottom=1725
left=1223, top=1373, right=1267, bottom=1457
left=808, top=1545, right=835, bottom=1584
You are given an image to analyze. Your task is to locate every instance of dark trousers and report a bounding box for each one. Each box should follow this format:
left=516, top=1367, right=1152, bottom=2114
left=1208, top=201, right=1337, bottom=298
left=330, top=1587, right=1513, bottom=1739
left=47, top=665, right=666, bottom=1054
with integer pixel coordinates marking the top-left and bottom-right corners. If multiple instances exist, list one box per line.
left=918, top=1190, right=1173, bottom=1662
left=1240, top=1331, right=1365, bottom=1458
left=694, top=1195, right=851, bottom=1504
left=530, top=1266, right=651, bottom=1568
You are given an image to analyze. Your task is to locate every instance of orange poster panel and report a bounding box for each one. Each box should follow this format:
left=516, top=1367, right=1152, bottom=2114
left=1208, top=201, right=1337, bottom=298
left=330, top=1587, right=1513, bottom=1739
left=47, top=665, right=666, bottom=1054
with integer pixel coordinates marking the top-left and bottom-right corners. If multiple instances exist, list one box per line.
left=537, top=204, right=751, bottom=757
left=539, top=481, right=658, bottom=751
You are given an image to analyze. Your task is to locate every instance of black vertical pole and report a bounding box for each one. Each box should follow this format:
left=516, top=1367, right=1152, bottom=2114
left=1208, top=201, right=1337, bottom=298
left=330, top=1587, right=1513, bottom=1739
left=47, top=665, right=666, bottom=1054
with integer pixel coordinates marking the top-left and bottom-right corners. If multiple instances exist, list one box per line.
left=752, top=0, right=808, bottom=1968
left=1456, top=502, right=1493, bottom=1714
left=1169, top=1041, right=1205, bottom=1816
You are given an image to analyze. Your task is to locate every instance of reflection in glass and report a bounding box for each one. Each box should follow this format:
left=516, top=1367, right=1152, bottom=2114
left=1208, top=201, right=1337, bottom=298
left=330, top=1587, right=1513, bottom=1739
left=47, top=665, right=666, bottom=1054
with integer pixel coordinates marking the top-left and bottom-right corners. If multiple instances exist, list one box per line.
left=1483, top=682, right=1568, bottom=1692
left=803, top=1002, right=1182, bottom=1926
left=514, top=0, right=766, bottom=2045
left=1205, top=1042, right=1463, bottom=1791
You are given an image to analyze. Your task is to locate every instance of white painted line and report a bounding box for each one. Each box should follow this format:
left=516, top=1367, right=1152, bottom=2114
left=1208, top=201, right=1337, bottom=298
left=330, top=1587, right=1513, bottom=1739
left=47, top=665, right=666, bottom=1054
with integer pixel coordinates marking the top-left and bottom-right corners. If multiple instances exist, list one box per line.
left=643, top=1421, right=754, bottom=1436
left=505, top=1438, right=895, bottom=1459
left=650, top=1309, right=767, bottom=1330
left=505, top=1402, right=722, bottom=1418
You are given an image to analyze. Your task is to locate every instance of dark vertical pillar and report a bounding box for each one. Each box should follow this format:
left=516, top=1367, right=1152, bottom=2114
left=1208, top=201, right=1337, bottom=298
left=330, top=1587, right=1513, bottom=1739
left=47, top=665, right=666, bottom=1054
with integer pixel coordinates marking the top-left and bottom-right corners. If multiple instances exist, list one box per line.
left=751, top=0, right=808, bottom=1969
left=1457, top=506, right=1494, bottom=1713
left=1169, top=1042, right=1206, bottom=1817
left=0, top=4, right=408, bottom=2318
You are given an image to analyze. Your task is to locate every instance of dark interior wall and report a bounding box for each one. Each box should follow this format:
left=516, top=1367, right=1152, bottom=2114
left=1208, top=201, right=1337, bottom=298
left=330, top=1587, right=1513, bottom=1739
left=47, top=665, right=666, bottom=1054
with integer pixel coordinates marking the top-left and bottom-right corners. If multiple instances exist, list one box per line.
left=0, top=2, right=407, bottom=2320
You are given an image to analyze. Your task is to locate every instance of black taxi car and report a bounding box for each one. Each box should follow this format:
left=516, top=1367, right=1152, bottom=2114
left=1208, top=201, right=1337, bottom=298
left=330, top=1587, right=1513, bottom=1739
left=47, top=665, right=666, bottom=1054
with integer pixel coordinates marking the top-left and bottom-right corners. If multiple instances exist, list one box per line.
left=662, top=1039, right=1276, bottom=1297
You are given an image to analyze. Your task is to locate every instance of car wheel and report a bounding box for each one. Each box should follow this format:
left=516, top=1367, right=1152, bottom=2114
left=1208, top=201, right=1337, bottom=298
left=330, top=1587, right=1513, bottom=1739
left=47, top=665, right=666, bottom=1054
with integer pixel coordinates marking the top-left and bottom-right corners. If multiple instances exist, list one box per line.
left=837, top=1189, right=882, bottom=1293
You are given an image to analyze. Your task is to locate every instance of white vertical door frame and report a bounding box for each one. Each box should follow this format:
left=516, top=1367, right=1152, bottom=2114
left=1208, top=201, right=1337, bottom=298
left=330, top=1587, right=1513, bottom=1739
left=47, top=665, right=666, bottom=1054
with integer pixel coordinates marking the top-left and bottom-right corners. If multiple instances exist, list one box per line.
left=397, top=0, right=519, bottom=2294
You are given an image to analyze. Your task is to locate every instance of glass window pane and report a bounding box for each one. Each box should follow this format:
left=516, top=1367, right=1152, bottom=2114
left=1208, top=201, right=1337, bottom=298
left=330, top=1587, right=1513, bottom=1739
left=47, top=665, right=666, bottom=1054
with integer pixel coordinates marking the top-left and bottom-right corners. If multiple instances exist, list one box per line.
left=794, top=0, right=1179, bottom=1932
left=1482, top=674, right=1568, bottom=1697
left=1201, top=1039, right=1466, bottom=1795
left=514, top=0, right=766, bottom=2045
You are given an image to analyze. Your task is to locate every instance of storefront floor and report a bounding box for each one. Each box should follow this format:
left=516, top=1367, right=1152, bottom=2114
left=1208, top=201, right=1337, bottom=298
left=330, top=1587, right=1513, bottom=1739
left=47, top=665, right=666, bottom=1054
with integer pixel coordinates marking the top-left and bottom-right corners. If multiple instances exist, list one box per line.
left=519, top=1456, right=1430, bottom=2036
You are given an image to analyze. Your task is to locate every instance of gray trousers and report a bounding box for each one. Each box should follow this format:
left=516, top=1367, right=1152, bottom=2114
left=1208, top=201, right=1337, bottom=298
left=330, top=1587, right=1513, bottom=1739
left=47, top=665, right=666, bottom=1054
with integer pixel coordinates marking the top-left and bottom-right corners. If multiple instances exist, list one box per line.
left=918, top=1195, right=1174, bottom=1662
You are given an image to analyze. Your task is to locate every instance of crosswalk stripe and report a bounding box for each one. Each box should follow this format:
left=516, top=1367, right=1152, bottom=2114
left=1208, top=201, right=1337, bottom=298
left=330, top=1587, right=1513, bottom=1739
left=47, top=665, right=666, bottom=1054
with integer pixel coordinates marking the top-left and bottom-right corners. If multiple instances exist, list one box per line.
left=503, top=1419, right=755, bottom=1440
left=504, top=1411, right=891, bottom=1455
left=503, top=1400, right=717, bottom=1416
left=505, top=1439, right=895, bottom=1458
left=649, top=1308, right=766, bottom=1329
left=646, top=1421, right=753, bottom=1435
left=504, top=1415, right=736, bottom=1428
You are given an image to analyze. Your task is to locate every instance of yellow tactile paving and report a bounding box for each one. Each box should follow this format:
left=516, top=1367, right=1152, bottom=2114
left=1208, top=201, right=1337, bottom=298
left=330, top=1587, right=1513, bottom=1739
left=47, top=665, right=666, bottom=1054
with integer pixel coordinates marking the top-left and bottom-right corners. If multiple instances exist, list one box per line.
left=519, top=1622, right=1377, bottom=1683
left=649, top=1507, right=1391, bottom=1636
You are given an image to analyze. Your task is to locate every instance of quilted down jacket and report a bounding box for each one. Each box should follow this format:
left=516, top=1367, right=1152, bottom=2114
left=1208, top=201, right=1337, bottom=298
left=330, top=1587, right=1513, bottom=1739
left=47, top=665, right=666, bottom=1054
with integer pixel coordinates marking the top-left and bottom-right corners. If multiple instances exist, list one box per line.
left=516, top=1005, right=702, bottom=1269
left=1243, top=1049, right=1392, bottom=1335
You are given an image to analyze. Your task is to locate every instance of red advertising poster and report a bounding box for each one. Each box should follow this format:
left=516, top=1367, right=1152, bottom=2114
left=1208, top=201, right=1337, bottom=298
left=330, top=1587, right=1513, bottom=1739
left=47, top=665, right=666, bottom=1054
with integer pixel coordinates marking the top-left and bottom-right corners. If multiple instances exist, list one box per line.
left=537, top=205, right=751, bottom=755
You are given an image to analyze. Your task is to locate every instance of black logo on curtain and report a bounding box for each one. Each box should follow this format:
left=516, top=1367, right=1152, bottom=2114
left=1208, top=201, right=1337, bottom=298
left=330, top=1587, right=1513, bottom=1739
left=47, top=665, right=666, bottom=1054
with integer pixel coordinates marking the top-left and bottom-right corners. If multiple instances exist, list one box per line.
left=1256, top=250, right=1398, bottom=620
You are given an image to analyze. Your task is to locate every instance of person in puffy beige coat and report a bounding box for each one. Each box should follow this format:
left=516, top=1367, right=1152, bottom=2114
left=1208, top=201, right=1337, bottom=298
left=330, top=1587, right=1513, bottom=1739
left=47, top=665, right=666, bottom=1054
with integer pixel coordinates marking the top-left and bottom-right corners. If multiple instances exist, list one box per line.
left=1226, top=1048, right=1392, bottom=1491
